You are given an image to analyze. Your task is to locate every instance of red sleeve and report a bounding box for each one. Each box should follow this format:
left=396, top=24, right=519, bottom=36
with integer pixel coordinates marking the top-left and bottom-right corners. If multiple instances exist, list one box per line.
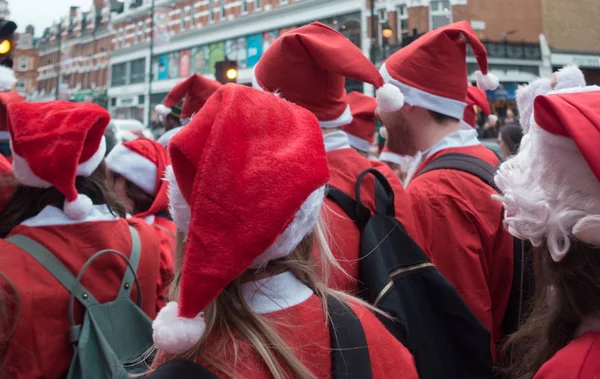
left=152, top=219, right=176, bottom=312
left=535, top=332, right=600, bottom=378
left=351, top=303, right=418, bottom=379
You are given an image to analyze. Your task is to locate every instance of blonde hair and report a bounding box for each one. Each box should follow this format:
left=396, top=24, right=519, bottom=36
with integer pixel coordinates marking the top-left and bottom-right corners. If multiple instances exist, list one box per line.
left=163, top=216, right=378, bottom=379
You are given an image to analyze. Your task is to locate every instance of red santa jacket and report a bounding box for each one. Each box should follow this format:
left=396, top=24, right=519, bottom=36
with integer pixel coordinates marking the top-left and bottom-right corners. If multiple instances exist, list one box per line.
left=154, top=271, right=418, bottom=378
left=0, top=205, right=162, bottom=379
left=323, top=131, right=419, bottom=293
left=408, top=142, right=513, bottom=358
left=534, top=331, right=600, bottom=378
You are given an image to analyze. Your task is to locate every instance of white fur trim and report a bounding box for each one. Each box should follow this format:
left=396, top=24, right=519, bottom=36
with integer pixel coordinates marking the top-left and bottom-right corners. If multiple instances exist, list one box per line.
left=421, top=128, right=481, bottom=160
left=554, top=65, right=586, bottom=91
left=475, top=70, right=500, bottom=91
left=318, top=105, right=353, bottom=129
left=0, top=130, right=9, bottom=141
left=0, top=67, right=17, bottom=92
left=106, top=144, right=157, bottom=195
left=380, top=64, right=467, bottom=120
left=166, top=165, right=191, bottom=234
left=155, top=104, right=172, bottom=116
left=379, top=127, right=388, bottom=139
left=376, top=83, right=405, bottom=113
left=77, top=137, right=106, bottom=176
left=251, top=65, right=262, bottom=91
left=494, top=122, right=600, bottom=262
left=323, top=130, right=351, bottom=152
left=241, top=271, right=313, bottom=314
left=379, top=151, right=405, bottom=166
left=251, top=186, right=325, bottom=268
left=516, top=78, right=552, bottom=134
left=488, top=114, right=498, bottom=124
left=63, top=194, right=94, bottom=220
left=21, top=204, right=119, bottom=227
left=345, top=133, right=372, bottom=153
left=152, top=302, right=205, bottom=354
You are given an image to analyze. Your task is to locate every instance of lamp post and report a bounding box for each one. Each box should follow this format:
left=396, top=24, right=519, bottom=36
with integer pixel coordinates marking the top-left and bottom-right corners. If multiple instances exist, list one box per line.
left=369, top=0, right=376, bottom=64
left=146, top=0, right=155, bottom=128
left=55, top=19, right=63, bottom=100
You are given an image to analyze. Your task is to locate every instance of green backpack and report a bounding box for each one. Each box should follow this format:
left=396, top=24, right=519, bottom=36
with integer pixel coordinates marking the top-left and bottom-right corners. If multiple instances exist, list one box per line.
left=7, top=226, right=154, bottom=379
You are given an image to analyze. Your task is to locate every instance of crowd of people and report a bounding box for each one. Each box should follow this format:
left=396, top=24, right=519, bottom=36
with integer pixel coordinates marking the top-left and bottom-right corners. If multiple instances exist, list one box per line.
left=0, top=19, right=598, bottom=379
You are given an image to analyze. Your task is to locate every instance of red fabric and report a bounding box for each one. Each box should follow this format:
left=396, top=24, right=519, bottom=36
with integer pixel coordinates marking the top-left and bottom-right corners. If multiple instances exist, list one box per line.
left=534, top=91, right=600, bottom=182
left=155, top=295, right=418, bottom=379
left=324, top=148, right=420, bottom=292
left=343, top=91, right=377, bottom=144
left=0, top=91, right=24, bottom=134
left=0, top=153, right=13, bottom=212
left=255, top=22, right=385, bottom=122
left=162, top=74, right=222, bottom=119
left=464, top=86, right=491, bottom=129
left=168, top=84, right=330, bottom=319
left=408, top=145, right=513, bottom=359
left=0, top=218, right=162, bottom=379
left=384, top=21, right=490, bottom=101
left=7, top=101, right=109, bottom=203
left=534, top=332, right=600, bottom=378
left=153, top=216, right=176, bottom=311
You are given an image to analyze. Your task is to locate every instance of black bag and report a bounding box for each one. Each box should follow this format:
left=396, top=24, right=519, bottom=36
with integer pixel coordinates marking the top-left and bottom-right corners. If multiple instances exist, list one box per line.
left=146, top=295, right=372, bottom=379
left=327, top=168, right=493, bottom=379
left=415, top=152, right=534, bottom=336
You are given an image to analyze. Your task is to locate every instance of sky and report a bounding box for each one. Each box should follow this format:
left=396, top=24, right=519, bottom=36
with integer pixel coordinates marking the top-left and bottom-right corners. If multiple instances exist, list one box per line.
left=10, top=0, right=94, bottom=36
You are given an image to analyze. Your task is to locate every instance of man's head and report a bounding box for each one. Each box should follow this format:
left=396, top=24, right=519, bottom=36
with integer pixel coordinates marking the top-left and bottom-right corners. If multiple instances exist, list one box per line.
left=164, top=114, right=181, bottom=131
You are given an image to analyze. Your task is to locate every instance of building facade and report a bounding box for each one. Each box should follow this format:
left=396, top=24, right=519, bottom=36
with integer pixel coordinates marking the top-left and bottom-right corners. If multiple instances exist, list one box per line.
left=14, top=25, right=39, bottom=99
left=108, top=0, right=364, bottom=125
left=33, top=0, right=112, bottom=106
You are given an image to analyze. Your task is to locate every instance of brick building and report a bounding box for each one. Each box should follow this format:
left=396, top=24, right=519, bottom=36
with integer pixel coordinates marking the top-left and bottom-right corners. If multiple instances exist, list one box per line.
left=14, top=25, right=39, bottom=99
left=33, top=0, right=112, bottom=105
left=109, top=0, right=364, bottom=125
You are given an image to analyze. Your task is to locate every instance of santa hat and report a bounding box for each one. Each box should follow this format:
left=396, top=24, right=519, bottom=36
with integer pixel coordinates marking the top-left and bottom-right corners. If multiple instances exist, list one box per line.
left=462, top=86, right=497, bottom=129
left=253, top=22, right=403, bottom=129
left=105, top=138, right=170, bottom=219
left=0, top=154, right=13, bottom=212
left=343, top=92, right=377, bottom=153
left=152, top=84, right=330, bottom=354
left=494, top=86, right=600, bottom=262
left=381, top=21, right=499, bottom=120
left=7, top=101, right=109, bottom=220
left=0, top=91, right=25, bottom=141
left=516, top=65, right=586, bottom=134
left=155, top=74, right=222, bottom=120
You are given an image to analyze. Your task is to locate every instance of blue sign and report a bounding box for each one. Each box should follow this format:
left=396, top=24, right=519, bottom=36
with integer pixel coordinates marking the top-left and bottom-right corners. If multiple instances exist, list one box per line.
left=246, top=34, right=263, bottom=68
left=486, top=83, right=518, bottom=101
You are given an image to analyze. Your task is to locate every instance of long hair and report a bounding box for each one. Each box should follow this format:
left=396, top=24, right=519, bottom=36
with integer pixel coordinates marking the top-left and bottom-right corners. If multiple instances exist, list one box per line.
left=0, top=161, right=126, bottom=238
left=163, top=216, right=379, bottom=379
left=499, top=240, right=600, bottom=378
left=109, top=173, right=154, bottom=216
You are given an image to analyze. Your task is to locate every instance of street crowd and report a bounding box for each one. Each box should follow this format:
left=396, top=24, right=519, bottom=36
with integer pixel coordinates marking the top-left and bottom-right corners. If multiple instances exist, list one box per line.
left=0, top=19, right=598, bottom=379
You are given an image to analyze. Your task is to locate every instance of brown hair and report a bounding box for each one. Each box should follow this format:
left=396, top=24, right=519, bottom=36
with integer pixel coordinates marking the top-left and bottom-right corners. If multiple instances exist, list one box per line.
left=499, top=240, right=600, bottom=378
left=428, top=110, right=459, bottom=124
left=110, top=173, right=154, bottom=215
left=0, top=161, right=126, bottom=238
left=499, top=123, right=524, bottom=156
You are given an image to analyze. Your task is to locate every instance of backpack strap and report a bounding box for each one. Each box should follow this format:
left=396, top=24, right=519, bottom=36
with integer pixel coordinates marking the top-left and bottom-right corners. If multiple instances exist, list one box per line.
left=415, top=152, right=498, bottom=191
left=116, top=226, right=142, bottom=300
left=326, top=185, right=371, bottom=230
left=355, top=168, right=395, bottom=218
left=5, top=234, right=99, bottom=306
left=327, top=295, right=373, bottom=379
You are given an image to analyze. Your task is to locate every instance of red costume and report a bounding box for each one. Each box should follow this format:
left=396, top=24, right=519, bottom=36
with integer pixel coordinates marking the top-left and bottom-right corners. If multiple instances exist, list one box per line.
left=534, top=332, right=600, bottom=378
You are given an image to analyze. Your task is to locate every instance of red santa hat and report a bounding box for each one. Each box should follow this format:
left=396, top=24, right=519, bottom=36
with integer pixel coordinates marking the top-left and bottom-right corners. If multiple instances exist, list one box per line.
left=152, top=84, right=330, bottom=354
left=0, top=91, right=25, bottom=142
left=7, top=101, right=109, bottom=220
left=155, top=74, right=222, bottom=120
left=253, top=22, right=403, bottom=129
left=342, top=92, right=377, bottom=153
left=381, top=21, right=499, bottom=120
left=105, top=138, right=170, bottom=219
left=0, top=154, right=13, bottom=212
left=494, top=85, right=600, bottom=262
left=462, top=86, right=497, bottom=129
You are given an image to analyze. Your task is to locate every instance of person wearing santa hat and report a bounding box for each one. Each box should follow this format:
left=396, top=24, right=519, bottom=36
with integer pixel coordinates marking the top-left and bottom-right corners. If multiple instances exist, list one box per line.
left=378, top=145, right=421, bottom=185
left=494, top=86, right=600, bottom=378
left=252, top=22, right=418, bottom=292
left=105, top=138, right=176, bottom=311
left=0, top=67, right=25, bottom=161
left=150, top=83, right=418, bottom=378
left=155, top=74, right=221, bottom=147
left=0, top=101, right=162, bottom=378
left=462, top=86, right=498, bottom=131
left=342, top=91, right=378, bottom=157
left=376, top=20, right=513, bottom=357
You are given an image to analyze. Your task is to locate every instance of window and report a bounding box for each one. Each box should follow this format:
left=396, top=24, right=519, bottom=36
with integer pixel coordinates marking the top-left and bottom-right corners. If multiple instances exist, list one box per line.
left=16, top=79, right=25, bottom=91
left=242, top=0, right=247, bottom=13
left=429, top=0, right=452, bottom=30
left=255, top=0, right=260, bottom=9
left=221, top=0, right=226, bottom=19
left=180, top=10, right=186, bottom=30
left=397, top=4, right=409, bottom=41
left=130, top=58, right=146, bottom=84
left=111, top=62, right=127, bottom=87
left=209, top=0, right=214, bottom=22
left=18, top=57, right=28, bottom=71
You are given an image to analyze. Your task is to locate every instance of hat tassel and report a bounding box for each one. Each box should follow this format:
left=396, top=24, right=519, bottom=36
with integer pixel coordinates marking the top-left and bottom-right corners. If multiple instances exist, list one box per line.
left=475, top=71, right=500, bottom=91
left=152, top=302, right=206, bottom=354
left=63, top=194, right=93, bottom=220
left=376, top=83, right=405, bottom=113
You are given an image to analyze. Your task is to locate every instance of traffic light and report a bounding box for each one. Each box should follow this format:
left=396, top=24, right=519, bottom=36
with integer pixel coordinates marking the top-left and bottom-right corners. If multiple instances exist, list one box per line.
left=0, top=20, right=16, bottom=69
left=215, top=60, right=238, bottom=84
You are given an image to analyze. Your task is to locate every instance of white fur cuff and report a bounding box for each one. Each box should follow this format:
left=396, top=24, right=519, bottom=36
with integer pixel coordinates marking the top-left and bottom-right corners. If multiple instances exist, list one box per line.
left=153, top=302, right=206, bottom=354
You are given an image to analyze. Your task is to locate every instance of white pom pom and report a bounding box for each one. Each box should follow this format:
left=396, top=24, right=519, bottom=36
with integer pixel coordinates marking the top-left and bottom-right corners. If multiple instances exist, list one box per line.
left=165, top=165, right=191, bottom=234
left=488, top=114, right=499, bottom=124
left=379, top=126, right=388, bottom=140
left=63, top=194, right=93, bottom=220
left=0, top=66, right=17, bottom=92
left=376, top=83, right=404, bottom=113
left=554, top=65, right=586, bottom=91
left=152, top=302, right=205, bottom=354
left=475, top=71, right=500, bottom=91
left=155, top=104, right=173, bottom=116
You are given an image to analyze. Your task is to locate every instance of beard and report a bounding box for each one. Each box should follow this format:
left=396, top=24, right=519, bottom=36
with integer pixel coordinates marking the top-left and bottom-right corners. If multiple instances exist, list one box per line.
left=379, top=109, right=419, bottom=156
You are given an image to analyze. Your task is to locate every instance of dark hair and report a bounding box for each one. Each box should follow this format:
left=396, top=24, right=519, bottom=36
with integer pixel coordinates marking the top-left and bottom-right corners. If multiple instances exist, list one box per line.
left=428, top=110, right=459, bottom=124
left=499, top=240, right=600, bottom=378
left=111, top=173, right=154, bottom=215
left=499, top=123, right=524, bottom=156
left=0, top=161, right=126, bottom=238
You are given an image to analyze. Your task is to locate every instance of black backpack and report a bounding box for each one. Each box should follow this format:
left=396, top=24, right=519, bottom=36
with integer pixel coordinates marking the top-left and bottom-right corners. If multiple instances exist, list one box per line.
left=327, top=168, right=493, bottom=379
left=415, top=152, right=534, bottom=336
left=146, top=295, right=373, bottom=379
